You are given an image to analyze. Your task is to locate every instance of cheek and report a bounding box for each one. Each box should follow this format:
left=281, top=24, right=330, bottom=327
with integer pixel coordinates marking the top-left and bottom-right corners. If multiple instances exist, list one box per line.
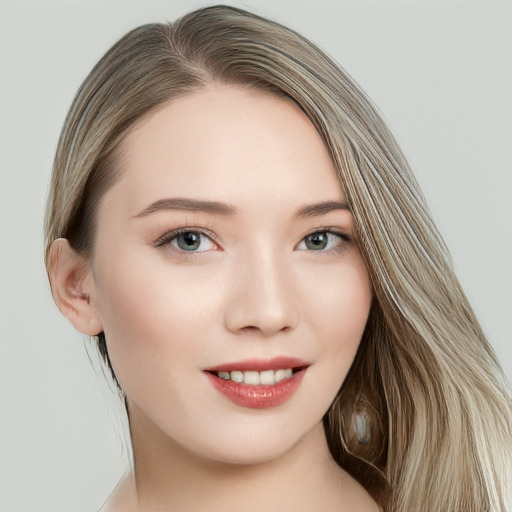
left=302, top=258, right=372, bottom=381
left=304, top=255, right=371, bottom=330
left=90, top=254, right=222, bottom=393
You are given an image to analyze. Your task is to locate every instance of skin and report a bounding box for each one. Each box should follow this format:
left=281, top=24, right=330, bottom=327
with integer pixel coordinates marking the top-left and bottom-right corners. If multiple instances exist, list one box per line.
left=50, top=86, right=377, bottom=511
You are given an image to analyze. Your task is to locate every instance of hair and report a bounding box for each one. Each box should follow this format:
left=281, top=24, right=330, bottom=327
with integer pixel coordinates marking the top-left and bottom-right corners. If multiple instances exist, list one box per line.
left=44, top=5, right=512, bottom=511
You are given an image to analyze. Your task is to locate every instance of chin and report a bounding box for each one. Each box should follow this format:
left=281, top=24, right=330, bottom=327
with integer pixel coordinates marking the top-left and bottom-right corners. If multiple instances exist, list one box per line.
left=179, top=414, right=325, bottom=468
left=197, top=441, right=299, bottom=467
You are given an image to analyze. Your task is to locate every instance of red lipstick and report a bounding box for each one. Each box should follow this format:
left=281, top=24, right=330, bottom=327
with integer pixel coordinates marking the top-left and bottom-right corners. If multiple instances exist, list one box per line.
left=204, top=357, right=309, bottom=409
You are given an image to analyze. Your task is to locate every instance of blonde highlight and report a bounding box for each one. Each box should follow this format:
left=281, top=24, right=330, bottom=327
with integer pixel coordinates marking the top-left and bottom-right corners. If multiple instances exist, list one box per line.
left=44, top=6, right=512, bottom=511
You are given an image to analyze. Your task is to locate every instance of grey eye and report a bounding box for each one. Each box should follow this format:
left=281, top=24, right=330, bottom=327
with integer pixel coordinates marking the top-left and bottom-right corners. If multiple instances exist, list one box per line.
left=176, top=232, right=202, bottom=251
left=296, top=231, right=346, bottom=252
left=304, top=232, right=329, bottom=250
left=170, top=231, right=215, bottom=252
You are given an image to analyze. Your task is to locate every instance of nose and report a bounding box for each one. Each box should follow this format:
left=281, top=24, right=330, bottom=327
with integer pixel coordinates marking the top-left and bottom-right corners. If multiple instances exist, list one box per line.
left=223, top=246, right=300, bottom=337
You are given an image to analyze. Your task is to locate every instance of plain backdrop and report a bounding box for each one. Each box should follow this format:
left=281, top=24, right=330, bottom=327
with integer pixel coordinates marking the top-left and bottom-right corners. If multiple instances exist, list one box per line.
left=1, top=1, right=511, bottom=511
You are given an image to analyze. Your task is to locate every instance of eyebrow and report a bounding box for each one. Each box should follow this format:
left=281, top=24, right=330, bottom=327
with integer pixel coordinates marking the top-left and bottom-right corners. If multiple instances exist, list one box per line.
left=134, top=198, right=237, bottom=217
left=134, top=198, right=349, bottom=218
left=296, top=200, right=349, bottom=218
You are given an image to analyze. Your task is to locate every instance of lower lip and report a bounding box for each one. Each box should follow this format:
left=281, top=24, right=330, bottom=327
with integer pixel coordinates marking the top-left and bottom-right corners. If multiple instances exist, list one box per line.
left=205, top=370, right=307, bottom=409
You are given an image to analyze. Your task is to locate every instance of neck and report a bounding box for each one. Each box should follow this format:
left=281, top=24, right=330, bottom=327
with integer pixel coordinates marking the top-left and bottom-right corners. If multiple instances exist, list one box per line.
left=102, top=404, right=377, bottom=512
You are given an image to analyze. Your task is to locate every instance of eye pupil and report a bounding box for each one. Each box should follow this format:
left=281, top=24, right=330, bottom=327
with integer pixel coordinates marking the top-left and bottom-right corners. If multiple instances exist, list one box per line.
left=306, top=232, right=328, bottom=250
left=177, top=232, right=201, bottom=251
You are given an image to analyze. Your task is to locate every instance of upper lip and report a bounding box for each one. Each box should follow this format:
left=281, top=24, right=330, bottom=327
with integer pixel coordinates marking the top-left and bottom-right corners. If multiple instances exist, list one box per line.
left=205, top=356, right=311, bottom=373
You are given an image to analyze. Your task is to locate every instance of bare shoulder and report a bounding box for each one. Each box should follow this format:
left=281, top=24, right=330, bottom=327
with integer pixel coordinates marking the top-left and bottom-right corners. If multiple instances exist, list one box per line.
left=98, top=472, right=137, bottom=512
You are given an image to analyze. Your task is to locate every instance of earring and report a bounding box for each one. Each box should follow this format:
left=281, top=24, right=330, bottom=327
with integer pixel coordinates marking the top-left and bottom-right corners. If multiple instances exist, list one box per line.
left=351, top=408, right=371, bottom=444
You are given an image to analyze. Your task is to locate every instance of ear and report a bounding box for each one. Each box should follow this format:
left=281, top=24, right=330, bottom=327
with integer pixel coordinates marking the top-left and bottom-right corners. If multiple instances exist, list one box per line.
left=47, top=238, right=103, bottom=336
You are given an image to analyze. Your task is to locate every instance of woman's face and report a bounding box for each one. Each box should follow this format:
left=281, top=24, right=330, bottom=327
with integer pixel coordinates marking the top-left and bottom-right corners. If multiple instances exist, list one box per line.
left=87, top=86, right=372, bottom=464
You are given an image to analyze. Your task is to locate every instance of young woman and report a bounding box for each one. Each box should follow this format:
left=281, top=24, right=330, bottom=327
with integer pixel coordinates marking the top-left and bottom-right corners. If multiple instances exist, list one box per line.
left=44, top=5, right=512, bottom=511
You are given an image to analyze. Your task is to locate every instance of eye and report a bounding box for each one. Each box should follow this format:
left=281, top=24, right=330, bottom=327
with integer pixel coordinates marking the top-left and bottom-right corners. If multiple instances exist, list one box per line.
left=296, top=230, right=347, bottom=251
left=156, top=229, right=217, bottom=252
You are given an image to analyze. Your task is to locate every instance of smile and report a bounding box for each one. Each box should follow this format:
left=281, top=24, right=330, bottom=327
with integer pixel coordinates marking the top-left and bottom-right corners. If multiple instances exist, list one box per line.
left=204, top=357, right=310, bottom=409
left=215, top=368, right=294, bottom=385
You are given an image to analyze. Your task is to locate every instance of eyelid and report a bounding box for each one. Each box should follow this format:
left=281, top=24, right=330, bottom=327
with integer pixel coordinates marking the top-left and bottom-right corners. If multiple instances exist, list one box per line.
left=295, top=227, right=351, bottom=252
left=154, top=227, right=221, bottom=249
left=303, top=226, right=351, bottom=241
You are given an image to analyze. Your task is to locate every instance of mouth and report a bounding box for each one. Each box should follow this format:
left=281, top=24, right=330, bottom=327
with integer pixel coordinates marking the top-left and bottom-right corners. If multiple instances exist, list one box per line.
left=204, top=357, right=310, bottom=409
left=206, top=367, right=305, bottom=385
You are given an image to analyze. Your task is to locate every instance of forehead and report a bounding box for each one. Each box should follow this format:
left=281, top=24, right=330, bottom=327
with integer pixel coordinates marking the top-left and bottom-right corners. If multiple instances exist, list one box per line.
left=110, top=86, right=344, bottom=212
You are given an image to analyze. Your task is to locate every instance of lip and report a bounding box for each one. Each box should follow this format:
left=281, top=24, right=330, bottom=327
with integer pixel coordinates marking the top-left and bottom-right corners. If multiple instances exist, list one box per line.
left=205, top=356, right=310, bottom=373
left=204, top=357, right=310, bottom=409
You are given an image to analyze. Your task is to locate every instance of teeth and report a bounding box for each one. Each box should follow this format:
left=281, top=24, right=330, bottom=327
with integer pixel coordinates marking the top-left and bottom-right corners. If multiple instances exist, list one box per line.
left=259, top=370, right=274, bottom=385
left=244, top=371, right=259, bottom=385
left=231, top=371, right=244, bottom=383
left=274, top=369, right=286, bottom=383
left=215, top=369, right=296, bottom=385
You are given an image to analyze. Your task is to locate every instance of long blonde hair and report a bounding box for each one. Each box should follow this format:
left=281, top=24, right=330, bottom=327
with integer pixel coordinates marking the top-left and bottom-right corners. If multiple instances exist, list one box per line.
left=44, top=6, right=512, bottom=511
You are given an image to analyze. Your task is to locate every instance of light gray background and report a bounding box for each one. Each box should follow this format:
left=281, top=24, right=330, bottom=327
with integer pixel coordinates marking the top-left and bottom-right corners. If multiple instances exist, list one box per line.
left=1, top=1, right=511, bottom=511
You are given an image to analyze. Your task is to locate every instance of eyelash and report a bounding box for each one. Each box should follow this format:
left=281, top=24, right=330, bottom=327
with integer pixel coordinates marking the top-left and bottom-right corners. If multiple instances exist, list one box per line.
left=297, top=228, right=350, bottom=253
left=154, top=227, right=219, bottom=250
left=154, top=227, right=350, bottom=254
